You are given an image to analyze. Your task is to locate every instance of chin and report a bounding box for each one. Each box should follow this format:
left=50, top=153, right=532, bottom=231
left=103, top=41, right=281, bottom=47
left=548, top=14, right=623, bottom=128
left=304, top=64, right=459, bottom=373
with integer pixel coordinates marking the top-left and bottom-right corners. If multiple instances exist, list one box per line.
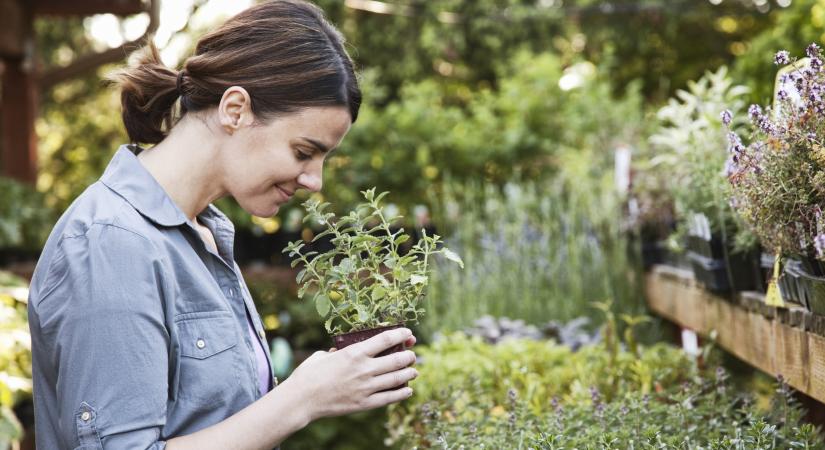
left=238, top=198, right=281, bottom=218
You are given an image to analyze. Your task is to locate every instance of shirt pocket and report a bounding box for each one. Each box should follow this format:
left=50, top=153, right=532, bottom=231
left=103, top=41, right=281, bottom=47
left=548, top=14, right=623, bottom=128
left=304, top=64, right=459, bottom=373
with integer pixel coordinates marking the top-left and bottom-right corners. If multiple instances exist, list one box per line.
left=175, top=312, right=241, bottom=409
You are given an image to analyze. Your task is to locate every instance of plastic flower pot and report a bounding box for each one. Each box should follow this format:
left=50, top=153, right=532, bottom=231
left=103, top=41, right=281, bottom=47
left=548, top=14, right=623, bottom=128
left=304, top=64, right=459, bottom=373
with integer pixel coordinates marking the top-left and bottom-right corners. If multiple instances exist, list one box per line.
left=686, top=234, right=725, bottom=260
left=332, top=323, right=409, bottom=390
left=758, top=252, right=775, bottom=293
left=779, top=259, right=805, bottom=307
left=799, top=254, right=825, bottom=278
left=792, top=261, right=825, bottom=314
left=687, top=250, right=760, bottom=294
left=640, top=239, right=669, bottom=270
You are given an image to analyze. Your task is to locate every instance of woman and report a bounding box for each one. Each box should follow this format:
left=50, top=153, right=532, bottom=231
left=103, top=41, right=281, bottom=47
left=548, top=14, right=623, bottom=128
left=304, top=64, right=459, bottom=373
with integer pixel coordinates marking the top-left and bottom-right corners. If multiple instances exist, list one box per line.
left=27, top=1, right=419, bottom=448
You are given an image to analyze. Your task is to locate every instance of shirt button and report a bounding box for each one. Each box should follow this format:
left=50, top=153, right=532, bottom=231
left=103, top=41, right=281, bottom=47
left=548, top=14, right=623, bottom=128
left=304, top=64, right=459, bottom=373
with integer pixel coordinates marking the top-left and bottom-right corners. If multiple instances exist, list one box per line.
left=81, top=411, right=91, bottom=422
left=196, top=339, right=206, bottom=349
left=228, top=288, right=235, bottom=297
left=257, top=329, right=265, bottom=340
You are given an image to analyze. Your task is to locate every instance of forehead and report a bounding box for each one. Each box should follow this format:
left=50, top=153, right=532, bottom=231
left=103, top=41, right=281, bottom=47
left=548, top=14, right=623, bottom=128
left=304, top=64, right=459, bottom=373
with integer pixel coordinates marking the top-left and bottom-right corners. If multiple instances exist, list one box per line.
left=268, top=106, right=352, bottom=145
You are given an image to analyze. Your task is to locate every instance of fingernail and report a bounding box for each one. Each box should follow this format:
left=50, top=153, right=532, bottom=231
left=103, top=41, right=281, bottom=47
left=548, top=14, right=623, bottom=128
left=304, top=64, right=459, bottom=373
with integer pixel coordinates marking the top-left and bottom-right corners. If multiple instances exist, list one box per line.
left=406, top=388, right=414, bottom=397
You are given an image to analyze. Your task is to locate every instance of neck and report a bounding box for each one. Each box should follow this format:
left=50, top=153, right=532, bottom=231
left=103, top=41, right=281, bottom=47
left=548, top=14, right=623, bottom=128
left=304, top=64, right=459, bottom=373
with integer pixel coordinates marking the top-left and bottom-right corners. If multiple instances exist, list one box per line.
left=136, top=115, right=226, bottom=223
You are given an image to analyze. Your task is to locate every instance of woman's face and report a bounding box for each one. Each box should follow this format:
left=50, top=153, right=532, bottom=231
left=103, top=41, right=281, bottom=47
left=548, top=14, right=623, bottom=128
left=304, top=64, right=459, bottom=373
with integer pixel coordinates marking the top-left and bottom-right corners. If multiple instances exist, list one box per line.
left=218, top=104, right=352, bottom=217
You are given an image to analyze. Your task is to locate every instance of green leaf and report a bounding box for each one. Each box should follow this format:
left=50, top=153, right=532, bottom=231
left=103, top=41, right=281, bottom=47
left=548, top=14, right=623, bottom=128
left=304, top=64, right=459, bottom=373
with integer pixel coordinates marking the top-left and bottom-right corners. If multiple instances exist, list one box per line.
left=374, top=273, right=392, bottom=287
left=371, top=285, right=387, bottom=301
left=356, top=305, right=370, bottom=322
left=338, top=257, right=356, bottom=274
left=410, top=274, right=428, bottom=285
left=374, top=191, right=389, bottom=204
left=394, top=234, right=410, bottom=246
left=315, top=293, right=331, bottom=317
left=296, top=268, right=307, bottom=284
left=442, top=248, right=464, bottom=269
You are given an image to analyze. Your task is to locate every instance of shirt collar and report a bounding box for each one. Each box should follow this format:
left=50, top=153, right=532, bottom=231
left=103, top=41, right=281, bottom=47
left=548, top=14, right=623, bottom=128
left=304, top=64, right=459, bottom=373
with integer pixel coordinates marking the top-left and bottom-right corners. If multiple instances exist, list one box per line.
left=100, top=144, right=189, bottom=227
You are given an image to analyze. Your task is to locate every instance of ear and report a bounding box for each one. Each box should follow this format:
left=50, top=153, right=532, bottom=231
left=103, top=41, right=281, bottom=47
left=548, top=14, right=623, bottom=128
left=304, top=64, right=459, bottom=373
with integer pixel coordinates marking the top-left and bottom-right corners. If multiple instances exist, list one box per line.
left=218, top=86, right=254, bottom=135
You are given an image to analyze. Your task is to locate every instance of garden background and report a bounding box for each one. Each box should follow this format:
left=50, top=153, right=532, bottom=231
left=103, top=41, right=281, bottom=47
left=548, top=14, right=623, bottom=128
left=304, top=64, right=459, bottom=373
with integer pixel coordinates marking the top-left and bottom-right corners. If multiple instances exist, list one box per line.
left=3, top=0, right=825, bottom=448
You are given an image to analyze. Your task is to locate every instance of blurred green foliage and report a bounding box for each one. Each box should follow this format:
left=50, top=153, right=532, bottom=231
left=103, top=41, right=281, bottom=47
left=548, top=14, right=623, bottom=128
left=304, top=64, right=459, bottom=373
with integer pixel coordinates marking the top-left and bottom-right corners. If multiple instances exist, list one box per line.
left=317, top=0, right=775, bottom=103
left=0, top=272, right=32, bottom=448
left=0, top=177, right=54, bottom=250
left=421, top=172, right=643, bottom=336
left=733, top=0, right=825, bottom=105
left=26, top=0, right=782, bottom=230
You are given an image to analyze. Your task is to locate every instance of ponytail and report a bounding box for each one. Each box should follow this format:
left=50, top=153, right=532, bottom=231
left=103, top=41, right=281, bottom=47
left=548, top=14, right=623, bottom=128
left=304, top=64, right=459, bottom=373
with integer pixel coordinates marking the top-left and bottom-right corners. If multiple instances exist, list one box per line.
left=107, top=41, right=182, bottom=145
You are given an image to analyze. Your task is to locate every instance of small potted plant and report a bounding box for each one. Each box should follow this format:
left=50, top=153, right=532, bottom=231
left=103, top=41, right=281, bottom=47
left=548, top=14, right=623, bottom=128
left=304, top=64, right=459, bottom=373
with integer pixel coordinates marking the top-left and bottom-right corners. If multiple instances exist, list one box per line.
left=725, top=43, right=825, bottom=310
left=283, top=188, right=463, bottom=356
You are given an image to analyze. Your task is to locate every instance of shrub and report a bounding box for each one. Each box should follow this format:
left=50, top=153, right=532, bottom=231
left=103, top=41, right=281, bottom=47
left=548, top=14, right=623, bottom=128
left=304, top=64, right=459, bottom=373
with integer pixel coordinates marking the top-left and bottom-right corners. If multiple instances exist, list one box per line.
left=388, top=333, right=823, bottom=449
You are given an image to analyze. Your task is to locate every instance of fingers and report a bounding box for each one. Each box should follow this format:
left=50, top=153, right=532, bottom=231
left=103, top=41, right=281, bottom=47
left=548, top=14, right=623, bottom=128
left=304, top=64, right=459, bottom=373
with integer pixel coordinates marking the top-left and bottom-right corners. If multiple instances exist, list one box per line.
left=371, top=367, right=419, bottom=393
left=365, top=386, right=414, bottom=409
left=404, top=335, right=417, bottom=348
left=370, top=349, right=416, bottom=375
left=352, top=328, right=413, bottom=357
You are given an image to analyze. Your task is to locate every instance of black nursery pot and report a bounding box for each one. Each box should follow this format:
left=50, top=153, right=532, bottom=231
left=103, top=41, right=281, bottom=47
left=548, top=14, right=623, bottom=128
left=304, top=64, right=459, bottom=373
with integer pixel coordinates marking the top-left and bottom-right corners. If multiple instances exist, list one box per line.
left=758, top=252, right=775, bottom=293
left=640, top=239, right=669, bottom=270
left=789, top=256, right=825, bottom=314
left=332, top=323, right=409, bottom=390
left=686, top=234, right=726, bottom=260
left=780, top=259, right=806, bottom=308
left=686, top=248, right=761, bottom=294
left=799, top=254, right=825, bottom=278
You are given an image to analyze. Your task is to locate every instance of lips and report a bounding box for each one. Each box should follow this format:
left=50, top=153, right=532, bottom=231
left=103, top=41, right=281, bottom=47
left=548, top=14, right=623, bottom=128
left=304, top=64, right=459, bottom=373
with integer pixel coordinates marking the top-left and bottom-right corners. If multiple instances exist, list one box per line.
left=276, top=185, right=293, bottom=202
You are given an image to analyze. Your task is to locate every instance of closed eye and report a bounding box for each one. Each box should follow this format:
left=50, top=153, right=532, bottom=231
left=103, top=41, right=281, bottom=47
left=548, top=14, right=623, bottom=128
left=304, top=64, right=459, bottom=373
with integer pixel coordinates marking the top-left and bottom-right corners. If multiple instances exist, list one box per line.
left=295, top=148, right=313, bottom=161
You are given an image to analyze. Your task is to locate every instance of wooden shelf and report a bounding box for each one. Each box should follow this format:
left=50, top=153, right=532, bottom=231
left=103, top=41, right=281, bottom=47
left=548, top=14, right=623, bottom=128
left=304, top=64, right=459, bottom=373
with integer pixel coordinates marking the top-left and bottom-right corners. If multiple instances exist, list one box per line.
left=645, top=264, right=825, bottom=404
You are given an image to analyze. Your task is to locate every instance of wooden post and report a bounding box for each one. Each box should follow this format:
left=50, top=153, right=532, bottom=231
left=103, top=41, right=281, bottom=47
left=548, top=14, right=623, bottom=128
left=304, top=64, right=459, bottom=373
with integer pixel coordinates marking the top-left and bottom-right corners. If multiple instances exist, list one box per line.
left=0, top=0, right=37, bottom=184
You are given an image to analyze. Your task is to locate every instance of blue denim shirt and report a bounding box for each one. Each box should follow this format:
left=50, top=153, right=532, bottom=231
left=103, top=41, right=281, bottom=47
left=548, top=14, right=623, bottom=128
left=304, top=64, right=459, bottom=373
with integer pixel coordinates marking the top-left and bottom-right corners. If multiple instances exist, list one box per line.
left=28, top=144, right=275, bottom=449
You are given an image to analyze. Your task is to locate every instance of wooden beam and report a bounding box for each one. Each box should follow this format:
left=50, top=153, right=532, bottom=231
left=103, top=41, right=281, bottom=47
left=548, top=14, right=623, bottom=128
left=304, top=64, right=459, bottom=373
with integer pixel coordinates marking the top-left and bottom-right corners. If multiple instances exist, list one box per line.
left=33, top=0, right=144, bottom=16
left=0, top=0, right=26, bottom=58
left=0, top=0, right=36, bottom=184
left=1, top=57, right=38, bottom=184
left=645, top=265, right=825, bottom=404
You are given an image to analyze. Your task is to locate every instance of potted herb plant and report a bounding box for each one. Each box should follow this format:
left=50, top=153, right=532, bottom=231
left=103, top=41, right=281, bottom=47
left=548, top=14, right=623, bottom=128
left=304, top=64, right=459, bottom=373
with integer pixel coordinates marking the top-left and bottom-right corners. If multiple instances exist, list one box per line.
left=725, top=43, right=825, bottom=311
left=283, top=188, right=463, bottom=356
left=649, top=67, right=762, bottom=293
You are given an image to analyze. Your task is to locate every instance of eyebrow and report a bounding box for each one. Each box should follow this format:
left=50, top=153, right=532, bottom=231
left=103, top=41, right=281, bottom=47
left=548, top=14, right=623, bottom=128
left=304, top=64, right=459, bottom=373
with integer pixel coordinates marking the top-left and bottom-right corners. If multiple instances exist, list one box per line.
left=299, top=137, right=332, bottom=154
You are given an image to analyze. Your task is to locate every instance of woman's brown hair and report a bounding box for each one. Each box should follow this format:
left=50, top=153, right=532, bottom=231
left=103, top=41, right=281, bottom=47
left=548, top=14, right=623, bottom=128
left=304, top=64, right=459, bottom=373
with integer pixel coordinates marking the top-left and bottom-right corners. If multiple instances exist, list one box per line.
left=108, top=0, right=361, bottom=144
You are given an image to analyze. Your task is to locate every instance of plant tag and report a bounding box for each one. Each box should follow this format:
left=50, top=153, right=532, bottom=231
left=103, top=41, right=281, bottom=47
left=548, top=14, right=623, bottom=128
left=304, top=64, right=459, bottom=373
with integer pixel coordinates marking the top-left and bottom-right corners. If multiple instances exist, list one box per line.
left=765, top=254, right=785, bottom=308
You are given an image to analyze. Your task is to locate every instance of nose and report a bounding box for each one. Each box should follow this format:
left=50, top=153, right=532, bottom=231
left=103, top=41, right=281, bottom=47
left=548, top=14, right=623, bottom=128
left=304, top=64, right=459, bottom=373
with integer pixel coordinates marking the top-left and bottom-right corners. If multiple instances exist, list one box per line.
left=297, top=168, right=323, bottom=192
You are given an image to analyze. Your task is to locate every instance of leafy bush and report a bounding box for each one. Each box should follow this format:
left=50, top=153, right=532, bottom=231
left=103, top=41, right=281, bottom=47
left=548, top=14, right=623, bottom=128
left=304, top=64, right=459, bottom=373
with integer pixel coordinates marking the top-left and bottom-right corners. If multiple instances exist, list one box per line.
left=0, top=271, right=32, bottom=448
left=648, top=67, right=756, bottom=250
left=388, top=333, right=823, bottom=449
left=315, top=51, right=647, bottom=216
left=403, top=373, right=822, bottom=449
left=0, top=177, right=54, bottom=250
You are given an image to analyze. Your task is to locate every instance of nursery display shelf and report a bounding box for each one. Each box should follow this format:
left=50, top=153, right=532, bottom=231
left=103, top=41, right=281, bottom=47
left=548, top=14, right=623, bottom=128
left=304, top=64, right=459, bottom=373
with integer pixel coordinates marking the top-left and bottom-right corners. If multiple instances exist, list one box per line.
left=645, top=264, right=825, bottom=405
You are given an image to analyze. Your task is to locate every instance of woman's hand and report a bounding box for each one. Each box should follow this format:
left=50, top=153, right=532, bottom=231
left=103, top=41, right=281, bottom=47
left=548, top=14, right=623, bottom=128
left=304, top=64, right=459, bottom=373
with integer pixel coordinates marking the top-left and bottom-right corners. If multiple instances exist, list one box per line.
left=279, top=327, right=419, bottom=423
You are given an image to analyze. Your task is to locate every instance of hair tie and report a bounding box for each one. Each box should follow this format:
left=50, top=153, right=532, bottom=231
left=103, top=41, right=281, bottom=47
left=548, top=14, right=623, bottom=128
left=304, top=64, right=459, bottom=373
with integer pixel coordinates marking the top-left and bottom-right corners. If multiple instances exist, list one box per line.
left=176, top=70, right=186, bottom=96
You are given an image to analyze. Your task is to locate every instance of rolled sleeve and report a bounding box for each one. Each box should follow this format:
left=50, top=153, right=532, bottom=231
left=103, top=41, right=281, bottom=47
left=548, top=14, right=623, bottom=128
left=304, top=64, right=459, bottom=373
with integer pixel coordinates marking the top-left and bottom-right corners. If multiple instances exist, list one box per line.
left=37, top=223, right=170, bottom=449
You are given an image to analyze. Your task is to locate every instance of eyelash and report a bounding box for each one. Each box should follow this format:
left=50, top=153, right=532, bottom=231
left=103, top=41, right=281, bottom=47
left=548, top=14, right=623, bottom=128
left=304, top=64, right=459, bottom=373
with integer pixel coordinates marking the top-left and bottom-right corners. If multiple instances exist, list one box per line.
left=295, top=149, right=313, bottom=161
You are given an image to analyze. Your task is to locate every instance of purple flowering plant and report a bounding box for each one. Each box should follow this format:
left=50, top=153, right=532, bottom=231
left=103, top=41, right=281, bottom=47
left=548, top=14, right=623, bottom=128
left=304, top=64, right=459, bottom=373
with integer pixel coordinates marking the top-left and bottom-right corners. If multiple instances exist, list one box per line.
left=725, top=43, right=825, bottom=258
